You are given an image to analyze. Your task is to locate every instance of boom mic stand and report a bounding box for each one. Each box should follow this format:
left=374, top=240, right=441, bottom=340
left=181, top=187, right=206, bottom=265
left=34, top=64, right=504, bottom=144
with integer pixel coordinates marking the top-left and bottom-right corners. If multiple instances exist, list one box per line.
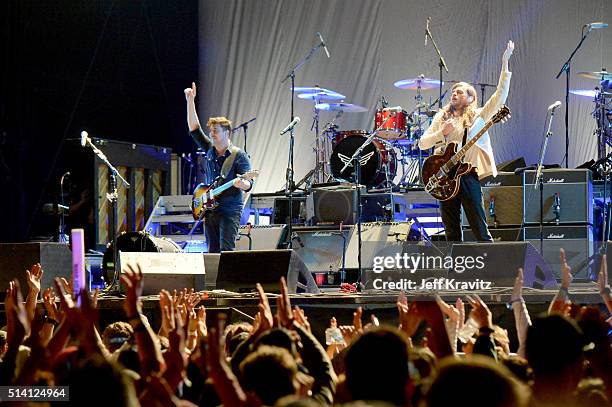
left=281, top=36, right=328, bottom=249
left=534, top=105, right=560, bottom=255
left=424, top=18, right=449, bottom=109
left=555, top=24, right=596, bottom=168
left=339, top=114, right=398, bottom=288
left=231, top=117, right=256, bottom=155
left=81, top=132, right=130, bottom=295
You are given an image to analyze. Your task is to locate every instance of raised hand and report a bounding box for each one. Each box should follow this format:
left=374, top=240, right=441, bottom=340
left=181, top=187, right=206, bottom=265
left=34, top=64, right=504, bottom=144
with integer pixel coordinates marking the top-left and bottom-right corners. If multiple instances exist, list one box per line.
left=559, top=248, right=573, bottom=289
left=42, top=287, right=62, bottom=322
left=292, top=306, right=310, bottom=332
left=255, top=283, right=274, bottom=333
left=26, top=263, right=43, bottom=294
left=502, top=40, right=514, bottom=64
left=121, top=263, right=144, bottom=318
left=511, top=268, right=524, bottom=302
left=6, top=280, right=30, bottom=346
left=397, top=300, right=421, bottom=337
left=466, top=294, right=492, bottom=329
left=276, top=277, right=294, bottom=329
left=184, top=81, right=197, bottom=101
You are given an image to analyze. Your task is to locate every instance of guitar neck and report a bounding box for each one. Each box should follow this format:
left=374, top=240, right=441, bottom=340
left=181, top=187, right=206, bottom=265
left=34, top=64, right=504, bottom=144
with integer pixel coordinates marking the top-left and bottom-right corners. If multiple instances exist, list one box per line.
left=211, top=178, right=239, bottom=197
left=444, top=119, right=496, bottom=170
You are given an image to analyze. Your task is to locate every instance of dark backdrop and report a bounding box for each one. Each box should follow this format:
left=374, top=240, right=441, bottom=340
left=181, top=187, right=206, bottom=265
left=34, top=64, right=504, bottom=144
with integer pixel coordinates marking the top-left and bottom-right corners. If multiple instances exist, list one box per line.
left=0, top=0, right=198, bottom=242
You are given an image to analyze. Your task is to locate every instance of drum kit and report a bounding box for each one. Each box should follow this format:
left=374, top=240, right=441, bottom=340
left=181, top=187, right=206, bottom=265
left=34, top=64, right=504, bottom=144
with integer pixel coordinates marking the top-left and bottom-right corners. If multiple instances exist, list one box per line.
left=296, top=76, right=442, bottom=189
left=570, top=70, right=612, bottom=161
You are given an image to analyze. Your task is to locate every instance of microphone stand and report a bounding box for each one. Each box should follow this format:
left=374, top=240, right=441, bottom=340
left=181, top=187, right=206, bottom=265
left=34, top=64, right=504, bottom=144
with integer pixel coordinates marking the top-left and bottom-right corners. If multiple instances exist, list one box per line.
left=59, top=172, right=70, bottom=244
left=555, top=25, right=594, bottom=168
left=82, top=137, right=130, bottom=294
left=534, top=107, right=558, bottom=255
left=425, top=22, right=449, bottom=108
left=339, top=115, right=397, bottom=289
left=281, top=38, right=327, bottom=248
left=232, top=117, right=256, bottom=155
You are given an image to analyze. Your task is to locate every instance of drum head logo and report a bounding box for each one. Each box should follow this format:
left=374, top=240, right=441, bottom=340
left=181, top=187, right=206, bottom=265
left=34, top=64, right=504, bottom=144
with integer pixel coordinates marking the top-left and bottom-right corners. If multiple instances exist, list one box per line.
left=337, top=151, right=375, bottom=167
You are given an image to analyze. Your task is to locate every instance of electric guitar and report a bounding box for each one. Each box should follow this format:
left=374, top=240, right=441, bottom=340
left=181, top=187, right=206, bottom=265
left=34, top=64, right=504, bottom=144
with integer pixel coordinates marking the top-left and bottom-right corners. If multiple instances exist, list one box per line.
left=422, top=106, right=511, bottom=201
left=191, top=170, right=259, bottom=220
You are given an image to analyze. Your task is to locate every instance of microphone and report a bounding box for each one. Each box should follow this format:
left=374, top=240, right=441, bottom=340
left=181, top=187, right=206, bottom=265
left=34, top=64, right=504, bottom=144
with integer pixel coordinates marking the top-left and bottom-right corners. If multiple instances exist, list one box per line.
left=553, top=193, right=561, bottom=224
left=316, top=32, right=331, bottom=58
left=547, top=100, right=562, bottom=111
left=424, top=17, right=430, bottom=47
left=280, top=117, right=301, bottom=135
left=291, top=232, right=305, bottom=248
left=585, top=22, right=608, bottom=30
left=80, top=131, right=89, bottom=147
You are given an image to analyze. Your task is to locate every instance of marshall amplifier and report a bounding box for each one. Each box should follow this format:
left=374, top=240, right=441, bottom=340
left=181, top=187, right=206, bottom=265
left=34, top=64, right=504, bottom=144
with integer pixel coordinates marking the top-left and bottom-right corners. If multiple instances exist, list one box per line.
left=523, top=169, right=592, bottom=225
left=524, top=225, right=593, bottom=280
left=462, top=172, right=523, bottom=227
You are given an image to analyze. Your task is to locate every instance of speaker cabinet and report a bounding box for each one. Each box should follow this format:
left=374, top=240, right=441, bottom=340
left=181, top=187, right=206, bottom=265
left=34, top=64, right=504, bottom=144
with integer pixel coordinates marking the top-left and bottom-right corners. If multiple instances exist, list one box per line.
left=449, top=242, right=557, bottom=289
left=462, top=172, right=523, bottom=227
left=0, top=243, right=72, bottom=297
left=235, top=224, right=286, bottom=251
left=524, top=225, right=593, bottom=280
left=523, top=169, right=592, bottom=224
left=290, top=226, right=353, bottom=273
left=215, top=249, right=319, bottom=294
left=463, top=227, right=523, bottom=242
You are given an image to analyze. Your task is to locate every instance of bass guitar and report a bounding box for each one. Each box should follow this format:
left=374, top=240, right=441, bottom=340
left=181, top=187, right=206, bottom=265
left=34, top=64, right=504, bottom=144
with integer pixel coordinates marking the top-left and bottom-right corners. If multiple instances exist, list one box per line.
left=422, top=105, right=510, bottom=201
left=191, top=169, right=259, bottom=220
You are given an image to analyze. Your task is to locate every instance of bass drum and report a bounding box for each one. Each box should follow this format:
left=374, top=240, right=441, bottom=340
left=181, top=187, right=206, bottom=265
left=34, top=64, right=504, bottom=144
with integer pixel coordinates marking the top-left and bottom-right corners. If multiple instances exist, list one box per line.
left=330, top=131, right=396, bottom=187
left=102, top=231, right=183, bottom=284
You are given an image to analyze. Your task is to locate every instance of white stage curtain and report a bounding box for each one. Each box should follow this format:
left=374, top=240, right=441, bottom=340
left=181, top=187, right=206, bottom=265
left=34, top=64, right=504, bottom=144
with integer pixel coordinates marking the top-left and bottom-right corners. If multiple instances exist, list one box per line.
left=198, top=0, right=611, bottom=193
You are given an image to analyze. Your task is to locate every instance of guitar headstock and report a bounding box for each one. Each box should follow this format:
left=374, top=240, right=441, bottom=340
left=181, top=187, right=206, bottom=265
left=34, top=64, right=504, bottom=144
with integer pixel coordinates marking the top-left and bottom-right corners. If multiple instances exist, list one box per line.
left=491, top=105, right=511, bottom=124
left=240, top=169, right=260, bottom=181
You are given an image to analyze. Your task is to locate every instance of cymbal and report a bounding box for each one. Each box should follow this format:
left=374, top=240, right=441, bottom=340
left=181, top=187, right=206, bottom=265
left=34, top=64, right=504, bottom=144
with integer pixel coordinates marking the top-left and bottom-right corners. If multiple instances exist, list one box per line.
left=295, top=86, right=345, bottom=100
left=297, top=91, right=345, bottom=101
left=570, top=89, right=612, bottom=98
left=577, top=71, right=612, bottom=80
left=315, top=102, right=368, bottom=112
left=394, top=77, right=443, bottom=90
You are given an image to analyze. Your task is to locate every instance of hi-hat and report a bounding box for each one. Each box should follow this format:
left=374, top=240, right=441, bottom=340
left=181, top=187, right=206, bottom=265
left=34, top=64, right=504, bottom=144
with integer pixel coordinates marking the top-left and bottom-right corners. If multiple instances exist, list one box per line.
left=315, top=102, right=368, bottom=112
left=570, top=89, right=612, bottom=98
left=394, top=77, right=443, bottom=90
left=295, top=86, right=345, bottom=100
left=577, top=71, right=612, bottom=80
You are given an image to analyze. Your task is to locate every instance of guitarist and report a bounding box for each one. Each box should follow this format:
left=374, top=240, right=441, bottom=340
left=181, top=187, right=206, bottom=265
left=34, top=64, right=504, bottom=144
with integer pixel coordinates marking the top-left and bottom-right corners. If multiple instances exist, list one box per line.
left=419, top=40, right=514, bottom=242
left=185, top=82, right=252, bottom=252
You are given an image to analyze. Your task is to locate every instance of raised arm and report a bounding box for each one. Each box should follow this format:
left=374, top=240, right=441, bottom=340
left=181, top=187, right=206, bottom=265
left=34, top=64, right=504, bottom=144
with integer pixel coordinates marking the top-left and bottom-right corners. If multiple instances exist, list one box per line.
left=511, top=268, right=531, bottom=357
left=185, top=82, right=201, bottom=131
left=479, top=40, right=514, bottom=121
left=185, top=82, right=212, bottom=150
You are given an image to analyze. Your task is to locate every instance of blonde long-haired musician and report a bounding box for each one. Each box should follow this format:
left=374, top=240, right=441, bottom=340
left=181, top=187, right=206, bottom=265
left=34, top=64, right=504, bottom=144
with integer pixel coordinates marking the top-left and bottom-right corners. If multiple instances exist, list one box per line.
left=419, top=40, right=514, bottom=242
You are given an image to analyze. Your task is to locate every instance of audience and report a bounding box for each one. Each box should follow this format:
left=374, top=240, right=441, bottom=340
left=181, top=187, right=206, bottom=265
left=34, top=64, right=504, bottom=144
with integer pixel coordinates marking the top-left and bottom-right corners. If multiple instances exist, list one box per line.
left=0, top=247, right=610, bottom=406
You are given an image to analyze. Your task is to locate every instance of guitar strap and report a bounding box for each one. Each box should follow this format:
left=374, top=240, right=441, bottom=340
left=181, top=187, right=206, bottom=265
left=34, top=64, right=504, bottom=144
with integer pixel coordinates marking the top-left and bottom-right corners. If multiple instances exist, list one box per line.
left=220, top=145, right=241, bottom=181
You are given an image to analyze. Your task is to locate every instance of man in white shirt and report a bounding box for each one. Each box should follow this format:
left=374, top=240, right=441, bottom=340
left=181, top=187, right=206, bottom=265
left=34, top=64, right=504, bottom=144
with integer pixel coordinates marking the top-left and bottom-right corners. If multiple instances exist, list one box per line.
left=419, top=40, right=514, bottom=242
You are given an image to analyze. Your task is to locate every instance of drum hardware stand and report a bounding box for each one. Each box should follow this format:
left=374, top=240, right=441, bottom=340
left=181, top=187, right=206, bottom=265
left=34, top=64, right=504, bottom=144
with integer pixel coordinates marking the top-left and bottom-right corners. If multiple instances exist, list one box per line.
left=281, top=34, right=327, bottom=249
left=424, top=18, right=449, bottom=109
left=231, top=117, right=256, bottom=155
left=556, top=25, right=598, bottom=168
left=80, top=133, right=130, bottom=295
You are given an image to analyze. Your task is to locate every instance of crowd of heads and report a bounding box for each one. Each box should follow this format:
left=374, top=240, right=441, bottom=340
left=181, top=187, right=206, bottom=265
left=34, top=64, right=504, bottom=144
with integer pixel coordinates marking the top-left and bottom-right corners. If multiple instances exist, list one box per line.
left=0, top=248, right=611, bottom=406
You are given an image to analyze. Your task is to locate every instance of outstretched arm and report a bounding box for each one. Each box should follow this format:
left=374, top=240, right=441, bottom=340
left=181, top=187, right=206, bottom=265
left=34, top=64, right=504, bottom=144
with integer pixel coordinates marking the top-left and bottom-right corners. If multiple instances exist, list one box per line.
left=479, top=40, right=514, bottom=121
left=185, top=82, right=212, bottom=150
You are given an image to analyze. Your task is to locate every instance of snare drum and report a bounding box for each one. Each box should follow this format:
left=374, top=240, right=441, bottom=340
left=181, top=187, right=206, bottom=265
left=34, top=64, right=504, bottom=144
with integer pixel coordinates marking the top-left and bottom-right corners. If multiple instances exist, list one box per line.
left=374, top=108, right=409, bottom=139
left=330, top=131, right=397, bottom=187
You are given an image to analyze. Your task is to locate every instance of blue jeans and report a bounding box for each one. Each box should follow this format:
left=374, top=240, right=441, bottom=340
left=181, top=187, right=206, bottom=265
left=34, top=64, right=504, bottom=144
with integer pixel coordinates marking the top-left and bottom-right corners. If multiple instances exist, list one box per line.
left=440, top=172, right=493, bottom=242
left=204, top=209, right=241, bottom=253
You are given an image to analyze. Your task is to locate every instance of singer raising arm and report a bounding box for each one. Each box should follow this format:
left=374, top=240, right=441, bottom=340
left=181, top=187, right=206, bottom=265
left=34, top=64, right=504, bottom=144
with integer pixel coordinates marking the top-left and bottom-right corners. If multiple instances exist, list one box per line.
left=418, top=40, right=514, bottom=243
